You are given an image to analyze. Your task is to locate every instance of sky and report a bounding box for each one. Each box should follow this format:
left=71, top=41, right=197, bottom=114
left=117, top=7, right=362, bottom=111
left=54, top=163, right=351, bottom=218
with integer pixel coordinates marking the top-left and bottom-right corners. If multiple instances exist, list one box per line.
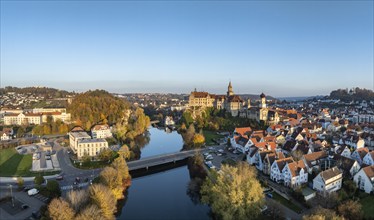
left=1, top=1, right=373, bottom=97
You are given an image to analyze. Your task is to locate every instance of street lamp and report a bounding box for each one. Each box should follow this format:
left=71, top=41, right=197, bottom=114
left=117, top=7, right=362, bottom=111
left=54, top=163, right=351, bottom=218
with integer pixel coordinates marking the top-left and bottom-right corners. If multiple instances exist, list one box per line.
left=8, top=184, right=14, bottom=208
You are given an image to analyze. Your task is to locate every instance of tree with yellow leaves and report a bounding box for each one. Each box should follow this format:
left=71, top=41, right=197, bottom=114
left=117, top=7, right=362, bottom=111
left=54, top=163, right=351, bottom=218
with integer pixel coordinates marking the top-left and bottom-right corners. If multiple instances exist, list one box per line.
left=193, top=133, right=205, bottom=148
left=48, top=198, right=75, bottom=220
left=89, top=184, right=117, bottom=220
left=201, top=162, right=264, bottom=220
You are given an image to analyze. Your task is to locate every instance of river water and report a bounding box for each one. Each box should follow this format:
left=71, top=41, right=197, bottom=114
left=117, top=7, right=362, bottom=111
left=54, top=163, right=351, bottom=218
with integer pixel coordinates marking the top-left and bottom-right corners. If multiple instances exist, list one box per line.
left=118, top=128, right=210, bottom=220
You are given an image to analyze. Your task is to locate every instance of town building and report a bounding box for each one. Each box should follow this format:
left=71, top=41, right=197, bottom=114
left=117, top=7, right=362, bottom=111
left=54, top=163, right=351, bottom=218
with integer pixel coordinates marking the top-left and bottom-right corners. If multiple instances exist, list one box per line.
left=4, top=113, right=42, bottom=125
left=313, top=167, right=343, bottom=194
left=76, top=138, right=109, bottom=158
left=188, top=82, right=244, bottom=117
left=282, top=160, right=308, bottom=188
left=353, top=165, right=374, bottom=194
left=91, top=124, right=112, bottom=139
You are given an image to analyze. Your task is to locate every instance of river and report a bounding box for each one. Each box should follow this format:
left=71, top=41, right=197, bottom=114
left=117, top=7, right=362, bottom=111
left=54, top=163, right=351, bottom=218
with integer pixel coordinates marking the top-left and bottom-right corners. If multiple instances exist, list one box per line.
left=117, top=127, right=210, bottom=220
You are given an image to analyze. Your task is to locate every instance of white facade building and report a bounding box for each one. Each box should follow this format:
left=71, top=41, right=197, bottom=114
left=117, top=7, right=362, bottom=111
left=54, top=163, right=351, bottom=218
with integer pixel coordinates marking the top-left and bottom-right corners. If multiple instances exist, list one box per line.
left=313, top=167, right=343, bottom=194
left=353, top=165, right=374, bottom=194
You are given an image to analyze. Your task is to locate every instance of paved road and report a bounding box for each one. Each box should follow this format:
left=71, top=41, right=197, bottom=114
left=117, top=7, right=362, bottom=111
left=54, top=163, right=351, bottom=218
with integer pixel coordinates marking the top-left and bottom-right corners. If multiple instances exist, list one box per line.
left=52, top=141, right=101, bottom=190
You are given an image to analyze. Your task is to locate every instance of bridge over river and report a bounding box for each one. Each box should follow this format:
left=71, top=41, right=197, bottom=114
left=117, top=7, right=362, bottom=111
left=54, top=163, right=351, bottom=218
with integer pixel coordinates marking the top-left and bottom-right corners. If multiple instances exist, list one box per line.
left=127, top=147, right=212, bottom=171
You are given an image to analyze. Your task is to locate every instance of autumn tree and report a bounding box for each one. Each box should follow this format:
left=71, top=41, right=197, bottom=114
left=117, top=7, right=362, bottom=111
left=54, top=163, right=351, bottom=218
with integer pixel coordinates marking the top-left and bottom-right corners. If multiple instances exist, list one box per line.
left=303, top=206, right=343, bottom=220
left=337, top=200, right=363, bottom=220
left=75, top=204, right=105, bottom=220
left=98, top=148, right=113, bottom=161
left=66, top=189, right=89, bottom=213
left=201, top=162, right=264, bottom=220
left=48, top=198, right=75, bottom=220
left=17, top=177, right=24, bottom=190
left=89, top=184, right=116, bottom=220
left=193, top=133, right=205, bottom=148
left=183, top=124, right=196, bottom=146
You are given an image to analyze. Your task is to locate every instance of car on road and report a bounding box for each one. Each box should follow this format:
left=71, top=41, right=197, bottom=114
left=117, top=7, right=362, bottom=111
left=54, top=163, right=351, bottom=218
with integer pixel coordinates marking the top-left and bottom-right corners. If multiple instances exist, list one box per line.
left=56, top=175, right=63, bottom=180
left=46, top=155, right=51, bottom=160
left=21, top=204, right=29, bottom=209
left=218, top=149, right=224, bottom=153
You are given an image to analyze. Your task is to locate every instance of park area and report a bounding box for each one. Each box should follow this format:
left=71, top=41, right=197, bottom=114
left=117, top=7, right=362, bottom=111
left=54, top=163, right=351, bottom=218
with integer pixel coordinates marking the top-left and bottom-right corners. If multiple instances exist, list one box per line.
left=203, top=130, right=225, bottom=146
left=360, top=194, right=374, bottom=219
left=0, top=148, right=32, bottom=177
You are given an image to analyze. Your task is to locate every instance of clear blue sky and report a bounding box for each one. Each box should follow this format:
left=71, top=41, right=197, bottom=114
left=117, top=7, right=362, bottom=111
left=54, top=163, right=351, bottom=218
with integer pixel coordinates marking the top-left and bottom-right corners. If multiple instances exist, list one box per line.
left=1, top=1, right=373, bottom=97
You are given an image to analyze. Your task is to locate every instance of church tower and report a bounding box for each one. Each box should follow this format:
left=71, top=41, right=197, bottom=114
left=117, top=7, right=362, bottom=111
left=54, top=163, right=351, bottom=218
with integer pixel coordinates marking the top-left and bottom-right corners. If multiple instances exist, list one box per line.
left=260, top=93, right=266, bottom=109
left=227, top=81, right=234, bottom=97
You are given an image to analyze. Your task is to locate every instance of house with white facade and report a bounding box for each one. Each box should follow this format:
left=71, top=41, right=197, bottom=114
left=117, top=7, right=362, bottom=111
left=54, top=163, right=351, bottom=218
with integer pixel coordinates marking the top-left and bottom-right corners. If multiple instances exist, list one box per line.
left=4, top=113, right=42, bottom=125
left=76, top=138, right=109, bottom=159
left=91, top=124, right=112, bottom=139
left=270, top=157, right=294, bottom=183
left=282, top=160, right=308, bottom=188
left=351, top=147, right=369, bottom=165
left=313, top=167, right=343, bottom=194
left=353, top=165, right=374, bottom=194
left=337, top=156, right=361, bottom=178
left=363, top=151, right=374, bottom=166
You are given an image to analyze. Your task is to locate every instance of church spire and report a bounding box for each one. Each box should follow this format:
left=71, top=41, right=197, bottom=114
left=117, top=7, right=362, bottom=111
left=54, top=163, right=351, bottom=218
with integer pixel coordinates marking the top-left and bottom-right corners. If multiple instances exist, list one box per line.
left=227, top=81, right=234, bottom=96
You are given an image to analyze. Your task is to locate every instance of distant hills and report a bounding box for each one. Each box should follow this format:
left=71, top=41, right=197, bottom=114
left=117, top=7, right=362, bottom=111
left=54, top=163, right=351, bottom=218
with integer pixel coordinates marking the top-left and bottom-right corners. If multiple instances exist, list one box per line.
left=239, top=94, right=277, bottom=101
left=0, top=86, right=74, bottom=98
left=329, top=88, right=374, bottom=101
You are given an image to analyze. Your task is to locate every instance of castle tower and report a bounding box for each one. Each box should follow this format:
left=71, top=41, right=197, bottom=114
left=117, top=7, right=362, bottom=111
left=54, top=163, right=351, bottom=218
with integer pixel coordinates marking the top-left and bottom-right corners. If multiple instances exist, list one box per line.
left=247, top=99, right=251, bottom=109
left=227, top=81, right=234, bottom=97
left=260, top=93, right=266, bottom=109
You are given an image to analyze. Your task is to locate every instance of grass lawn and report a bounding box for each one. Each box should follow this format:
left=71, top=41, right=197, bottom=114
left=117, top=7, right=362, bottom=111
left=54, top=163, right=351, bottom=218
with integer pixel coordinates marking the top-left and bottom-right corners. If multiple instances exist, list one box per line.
left=272, top=192, right=303, bottom=213
left=360, top=195, right=374, bottom=219
left=0, top=148, right=32, bottom=177
left=203, top=130, right=224, bottom=146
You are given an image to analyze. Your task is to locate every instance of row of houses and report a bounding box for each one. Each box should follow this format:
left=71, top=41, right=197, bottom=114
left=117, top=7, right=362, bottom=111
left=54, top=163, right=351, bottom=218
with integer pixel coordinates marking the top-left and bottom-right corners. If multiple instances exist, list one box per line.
left=231, top=125, right=374, bottom=195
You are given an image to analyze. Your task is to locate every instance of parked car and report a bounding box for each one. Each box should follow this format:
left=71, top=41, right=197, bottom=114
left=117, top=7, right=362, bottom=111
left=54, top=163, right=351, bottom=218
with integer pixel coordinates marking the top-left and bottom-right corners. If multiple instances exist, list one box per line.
left=205, top=155, right=213, bottom=160
left=21, top=204, right=29, bottom=209
left=27, top=188, right=39, bottom=196
left=266, top=193, right=273, bottom=198
left=75, top=177, right=81, bottom=182
left=46, top=156, right=51, bottom=160
left=56, top=175, right=63, bottom=181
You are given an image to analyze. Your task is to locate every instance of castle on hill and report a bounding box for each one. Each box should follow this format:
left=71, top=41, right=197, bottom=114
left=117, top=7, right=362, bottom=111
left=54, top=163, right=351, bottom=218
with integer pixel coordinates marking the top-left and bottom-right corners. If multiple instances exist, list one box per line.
left=188, top=82, right=279, bottom=125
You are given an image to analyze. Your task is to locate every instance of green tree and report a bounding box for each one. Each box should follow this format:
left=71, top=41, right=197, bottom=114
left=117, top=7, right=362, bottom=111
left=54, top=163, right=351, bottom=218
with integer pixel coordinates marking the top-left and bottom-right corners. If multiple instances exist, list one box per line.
left=182, top=111, right=194, bottom=126
left=46, top=180, right=61, bottom=198
left=89, top=184, right=116, bottom=220
left=201, top=162, right=264, bottom=220
left=48, top=198, right=75, bottom=220
left=337, top=200, right=363, bottom=220
left=34, top=175, right=45, bottom=185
